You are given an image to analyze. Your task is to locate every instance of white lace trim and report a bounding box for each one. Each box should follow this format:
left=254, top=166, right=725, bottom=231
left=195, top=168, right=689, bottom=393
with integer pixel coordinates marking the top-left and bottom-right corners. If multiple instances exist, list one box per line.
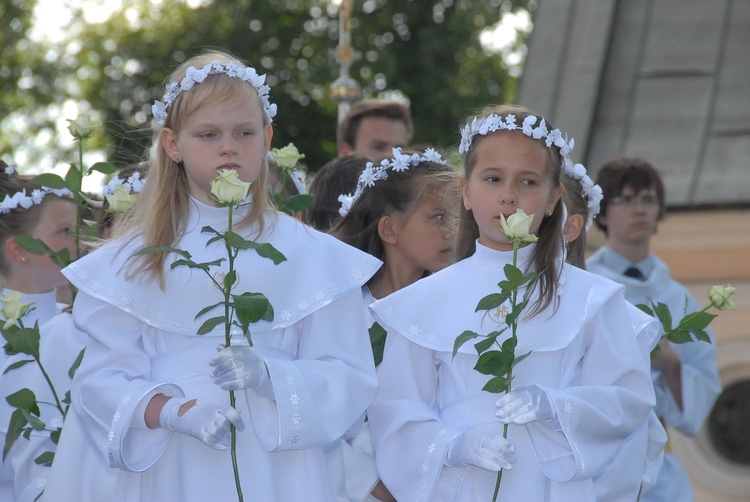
left=417, top=428, right=447, bottom=501
left=286, top=374, right=302, bottom=445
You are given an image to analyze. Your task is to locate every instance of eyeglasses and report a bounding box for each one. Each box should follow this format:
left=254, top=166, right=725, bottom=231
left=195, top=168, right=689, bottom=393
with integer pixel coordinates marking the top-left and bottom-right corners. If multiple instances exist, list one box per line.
left=610, top=194, right=660, bottom=206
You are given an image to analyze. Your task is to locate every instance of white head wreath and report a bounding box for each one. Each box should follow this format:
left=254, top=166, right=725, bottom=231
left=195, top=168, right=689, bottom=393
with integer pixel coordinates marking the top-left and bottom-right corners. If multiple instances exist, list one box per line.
left=1, top=161, right=72, bottom=215
left=101, top=170, right=146, bottom=197
left=152, top=61, right=277, bottom=127
left=459, top=112, right=601, bottom=229
left=338, top=147, right=448, bottom=217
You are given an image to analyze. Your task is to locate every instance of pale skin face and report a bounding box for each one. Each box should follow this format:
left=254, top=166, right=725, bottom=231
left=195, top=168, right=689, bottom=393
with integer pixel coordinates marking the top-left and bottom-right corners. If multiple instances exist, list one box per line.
left=339, top=116, right=410, bottom=160
left=4, top=198, right=77, bottom=293
left=461, top=133, right=563, bottom=252
left=600, top=186, right=660, bottom=261
left=371, top=194, right=455, bottom=299
left=161, top=96, right=273, bottom=205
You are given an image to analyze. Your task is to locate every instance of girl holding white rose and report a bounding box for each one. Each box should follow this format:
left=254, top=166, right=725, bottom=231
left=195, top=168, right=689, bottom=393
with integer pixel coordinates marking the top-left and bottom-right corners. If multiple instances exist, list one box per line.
left=367, top=104, right=656, bottom=501
left=42, top=50, right=380, bottom=501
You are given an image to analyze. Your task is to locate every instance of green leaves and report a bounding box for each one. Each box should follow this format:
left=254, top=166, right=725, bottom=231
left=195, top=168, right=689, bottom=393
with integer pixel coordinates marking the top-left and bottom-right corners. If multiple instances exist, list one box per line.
left=637, top=299, right=716, bottom=359
left=3, top=389, right=42, bottom=461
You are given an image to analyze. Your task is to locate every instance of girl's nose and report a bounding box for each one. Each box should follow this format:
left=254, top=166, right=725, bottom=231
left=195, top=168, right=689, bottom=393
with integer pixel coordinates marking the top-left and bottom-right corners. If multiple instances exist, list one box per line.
left=500, top=188, right=516, bottom=205
left=220, top=138, right=238, bottom=155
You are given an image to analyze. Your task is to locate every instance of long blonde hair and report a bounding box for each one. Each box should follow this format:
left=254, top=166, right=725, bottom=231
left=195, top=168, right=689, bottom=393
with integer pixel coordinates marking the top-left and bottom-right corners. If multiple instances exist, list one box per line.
left=115, top=50, right=275, bottom=288
left=456, top=104, right=565, bottom=317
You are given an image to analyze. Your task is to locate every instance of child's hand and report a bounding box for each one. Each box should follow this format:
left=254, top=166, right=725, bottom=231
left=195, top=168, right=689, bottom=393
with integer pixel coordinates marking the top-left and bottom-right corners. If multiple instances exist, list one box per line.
left=210, top=345, right=268, bottom=391
left=445, top=422, right=516, bottom=472
left=159, top=397, right=244, bottom=450
left=495, top=384, right=559, bottom=429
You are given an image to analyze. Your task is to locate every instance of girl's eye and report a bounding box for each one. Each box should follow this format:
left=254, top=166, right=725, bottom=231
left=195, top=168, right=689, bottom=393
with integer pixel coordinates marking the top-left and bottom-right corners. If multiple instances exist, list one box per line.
left=199, top=132, right=216, bottom=139
left=485, top=176, right=500, bottom=183
left=433, top=213, right=445, bottom=221
left=238, top=130, right=253, bottom=137
left=521, top=179, right=537, bottom=186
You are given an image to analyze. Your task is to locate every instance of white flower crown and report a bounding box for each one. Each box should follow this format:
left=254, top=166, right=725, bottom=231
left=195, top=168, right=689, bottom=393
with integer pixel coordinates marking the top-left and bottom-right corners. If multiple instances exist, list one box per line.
left=4, top=162, right=17, bottom=176
left=459, top=113, right=575, bottom=157
left=459, top=112, right=601, bottom=230
left=563, top=158, right=602, bottom=231
left=152, top=61, right=277, bottom=127
left=338, top=147, right=447, bottom=217
left=1, top=187, right=73, bottom=215
left=101, top=171, right=146, bottom=197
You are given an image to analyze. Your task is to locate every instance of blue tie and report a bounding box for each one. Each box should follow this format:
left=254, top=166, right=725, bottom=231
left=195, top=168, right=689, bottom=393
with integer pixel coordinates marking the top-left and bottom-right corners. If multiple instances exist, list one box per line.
left=624, top=266, right=645, bottom=280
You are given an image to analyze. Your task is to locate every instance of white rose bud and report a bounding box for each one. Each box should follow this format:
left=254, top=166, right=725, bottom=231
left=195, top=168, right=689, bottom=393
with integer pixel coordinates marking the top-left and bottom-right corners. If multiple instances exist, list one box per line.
left=105, top=184, right=137, bottom=214
left=500, top=209, right=538, bottom=244
left=210, top=170, right=251, bottom=205
left=67, top=116, right=97, bottom=140
left=708, top=284, right=736, bottom=311
left=270, top=144, right=305, bottom=169
left=0, top=291, right=33, bottom=329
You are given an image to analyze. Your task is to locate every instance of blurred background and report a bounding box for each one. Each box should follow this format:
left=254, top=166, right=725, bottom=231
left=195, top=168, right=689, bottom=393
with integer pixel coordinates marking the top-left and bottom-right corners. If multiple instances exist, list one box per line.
left=2, top=0, right=748, bottom=499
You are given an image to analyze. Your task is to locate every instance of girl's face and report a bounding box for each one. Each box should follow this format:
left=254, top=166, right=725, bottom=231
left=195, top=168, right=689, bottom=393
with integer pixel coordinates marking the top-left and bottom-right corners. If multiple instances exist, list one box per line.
left=162, top=94, right=273, bottom=205
left=389, top=194, right=455, bottom=275
left=24, top=198, right=77, bottom=291
left=461, top=132, right=562, bottom=252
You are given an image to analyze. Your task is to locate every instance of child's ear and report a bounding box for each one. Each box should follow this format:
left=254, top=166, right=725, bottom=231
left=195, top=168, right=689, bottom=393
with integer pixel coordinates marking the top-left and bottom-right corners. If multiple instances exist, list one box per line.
left=377, top=215, right=399, bottom=245
left=160, top=128, right=181, bottom=164
left=563, top=213, right=585, bottom=244
left=264, top=124, right=274, bottom=152
left=4, top=237, right=27, bottom=265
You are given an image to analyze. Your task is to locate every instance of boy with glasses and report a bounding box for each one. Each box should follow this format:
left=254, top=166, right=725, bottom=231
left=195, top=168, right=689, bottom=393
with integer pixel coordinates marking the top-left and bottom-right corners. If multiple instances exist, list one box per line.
left=587, top=157, right=721, bottom=501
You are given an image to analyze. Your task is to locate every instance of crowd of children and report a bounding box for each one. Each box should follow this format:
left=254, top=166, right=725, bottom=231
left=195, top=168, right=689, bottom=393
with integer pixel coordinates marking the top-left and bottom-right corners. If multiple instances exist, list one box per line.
left=0, top=49, right=720, bottom=501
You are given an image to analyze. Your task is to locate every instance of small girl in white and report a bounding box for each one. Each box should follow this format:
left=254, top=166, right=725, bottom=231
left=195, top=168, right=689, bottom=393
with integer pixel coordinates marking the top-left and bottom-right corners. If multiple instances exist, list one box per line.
left=367, top=104, right=656, bottom=501
left=42, top=50, right=380, bottom=501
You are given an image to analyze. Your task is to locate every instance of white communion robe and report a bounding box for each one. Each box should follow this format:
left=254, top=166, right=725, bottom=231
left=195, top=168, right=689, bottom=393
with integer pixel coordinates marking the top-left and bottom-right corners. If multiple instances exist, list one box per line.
left=587, top=247, right=722, bottom=502
left=368, top=242, right=656, bottom=502
left=1, top=289, right=65, bottom=501
left=41, top=199, right=382, bottom=502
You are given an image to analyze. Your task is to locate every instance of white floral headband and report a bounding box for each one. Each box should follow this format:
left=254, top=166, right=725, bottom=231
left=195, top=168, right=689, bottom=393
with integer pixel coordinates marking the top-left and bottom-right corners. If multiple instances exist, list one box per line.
left=338, top=147, right=448, bottom=216
left=0, top=187, right=72, bottom=215
left=1, top=162, right=72, bottom=214
left=459, top=113, right=575, bottom=157
left=101, top=171, right=146, bottom=197
left=152, top=61, right=277, bottom=127
left=563, top=158, right=602, bottom=231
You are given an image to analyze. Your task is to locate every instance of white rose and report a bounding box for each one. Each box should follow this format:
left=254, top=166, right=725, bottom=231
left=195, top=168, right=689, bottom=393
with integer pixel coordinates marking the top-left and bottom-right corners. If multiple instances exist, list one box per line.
left=500, top=209, right=538, bottom=244
left=67, top=116, right=97, bottom=140
left=708, top=284, right=736, bottom=311
left=0, top=291, right=33, bottom=329
left=270, top=144, right=305, bottom=169
left=105, top=184, right=137, bottom=214
left=210, top=170, right=251, bottom=205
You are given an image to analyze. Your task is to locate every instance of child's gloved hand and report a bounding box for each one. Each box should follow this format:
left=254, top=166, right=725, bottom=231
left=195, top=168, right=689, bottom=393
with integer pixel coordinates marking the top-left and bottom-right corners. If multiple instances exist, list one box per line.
left=159, top=397, right=244, bottom=450
left=210, top=345, right=267, bottom=391
left=495, top=384, right=559, bottom=429
left=445, top=422, right=516, bottom=471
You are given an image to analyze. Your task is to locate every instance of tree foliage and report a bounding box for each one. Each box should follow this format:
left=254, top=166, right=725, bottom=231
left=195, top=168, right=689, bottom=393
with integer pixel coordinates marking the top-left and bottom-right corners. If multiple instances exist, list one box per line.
left=1, top=0, right=531, bottom=172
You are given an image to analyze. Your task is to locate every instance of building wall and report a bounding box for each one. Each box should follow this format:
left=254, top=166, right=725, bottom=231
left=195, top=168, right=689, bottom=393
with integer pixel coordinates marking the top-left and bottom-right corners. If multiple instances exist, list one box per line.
left=519, top=1, right=750, bottom=500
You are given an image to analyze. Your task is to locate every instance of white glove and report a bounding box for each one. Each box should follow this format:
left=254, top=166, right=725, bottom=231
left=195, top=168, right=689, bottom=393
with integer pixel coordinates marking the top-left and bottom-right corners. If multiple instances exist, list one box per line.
left=209, top=345, right=268, bottom=391
left=445, top=422, right=516, bottom=471
left=495, top=384, right=559, bottom=428
left=159, top=397, right=245, bottom=450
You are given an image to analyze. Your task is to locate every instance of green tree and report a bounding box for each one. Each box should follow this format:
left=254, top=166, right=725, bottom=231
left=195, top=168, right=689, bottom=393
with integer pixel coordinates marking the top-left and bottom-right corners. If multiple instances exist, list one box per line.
left=1, top=0, right=531, bottom=173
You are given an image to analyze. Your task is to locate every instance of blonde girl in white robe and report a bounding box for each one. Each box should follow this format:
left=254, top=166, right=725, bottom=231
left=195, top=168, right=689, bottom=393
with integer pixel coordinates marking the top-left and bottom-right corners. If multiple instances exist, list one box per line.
left=42, top=50, right=380, bottom=501
left=367, top=104, right=656, bottom=501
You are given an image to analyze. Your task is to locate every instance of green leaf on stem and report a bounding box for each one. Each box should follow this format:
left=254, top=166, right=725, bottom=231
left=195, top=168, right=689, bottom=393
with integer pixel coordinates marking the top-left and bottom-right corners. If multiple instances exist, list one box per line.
left=50, top=427, right=61, bottom=444
left=233, top=292, right=274, bottom=335
left=281, top=194, right=313, bottom=215
left=195, top=301, right=224, bottom=320
left=87, top=162, right=118, bottom=175
left=636, top=303, right=654, bottom=317
left=224, top=270, right=237, bottom=290
left=2, top=325, right=40, bottom=357
left=482, top=375, right=510, bottom=394
left=453, top=330, right=479, bottom=357
left=652, top=302, right=674, bottom=331
left=68, top=348, right=85, bottom=379
left=474, top=330, right=504, bottom=354
left=678, top=311, right=716, bottom=332
left=134, top=246, right=192, bottom=259
left=3, top=359, right=34, bottom=374
left=14, top=235, right=51, bottom=256
left=65, top=166, right=83, bottom=192
left=503, top=263, right=523, bottom=285
left=224, top=232, right=287, bottom=265
left=511, top=350, right=532, bottom=368
left=3, top=409, right=29, bottom=460
left=369, top=322, right=387, bottom=367
left=30, top=173, right=67, bottom=190
left=197, top=316, right=227, bottom=335
left=7, top=388, right=39, bottom=412
left=201, top=226, right=221, bottom=237
left=665, top=329, right=693, bottom=344
left=476, top=294, right=505, bottom=312
left=475, top=350, right=513, bottom=376
left=34, top=451, right=55, bottom=466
